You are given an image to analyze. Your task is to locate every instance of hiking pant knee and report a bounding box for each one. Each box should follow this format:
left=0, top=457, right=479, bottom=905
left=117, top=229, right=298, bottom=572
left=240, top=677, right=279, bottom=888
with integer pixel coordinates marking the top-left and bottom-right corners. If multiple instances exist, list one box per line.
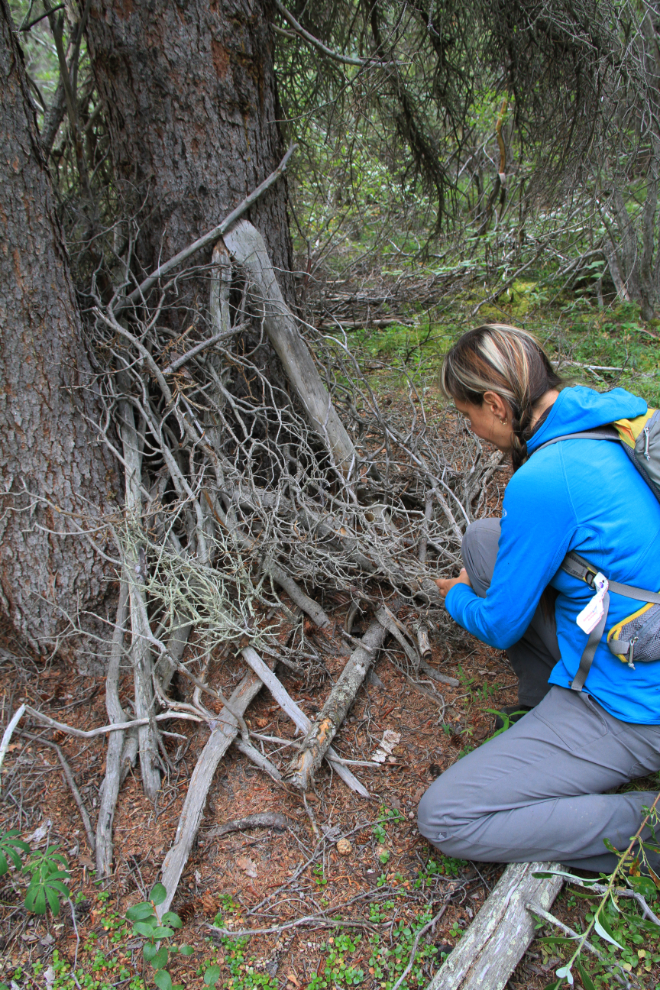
left=418, top=686, right=660, bottom=872
left=462, top=518, right=560, bottom=706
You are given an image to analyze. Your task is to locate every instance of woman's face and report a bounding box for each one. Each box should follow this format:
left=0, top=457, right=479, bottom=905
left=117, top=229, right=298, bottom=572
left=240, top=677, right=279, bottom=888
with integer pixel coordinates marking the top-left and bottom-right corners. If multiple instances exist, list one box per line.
left=453, top=391, right=513, bottom=453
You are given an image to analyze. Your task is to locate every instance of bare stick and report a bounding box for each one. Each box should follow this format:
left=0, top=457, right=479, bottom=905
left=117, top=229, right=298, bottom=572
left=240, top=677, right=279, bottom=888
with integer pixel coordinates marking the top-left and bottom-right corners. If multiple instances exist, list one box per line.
left=525, top=903, right=628, bottom=987
left=120, top=397, right=160, bottom=801
left=418, top=660, right=459, bottom=688
left=0, top=704, right=26, bottom=790
left=19, top=731, right=96, bottom=856
left=116, top=146, right=296, bottom=312
left=224, top=220, right=358, bottom=475
left=96, top=583, right=129, bottom=875
left=284, top=619, right=388, bottom=790
left=416, top=623, right=432, bottom=662
left=206, top=813, right=289, bottom=839
left=157, top=668, right=266, bottom=917
left=427, top=862, right=563, bottom=990
left=24, top=705, right=202, bottom=738
left=241, top=647, right=369, bottom=797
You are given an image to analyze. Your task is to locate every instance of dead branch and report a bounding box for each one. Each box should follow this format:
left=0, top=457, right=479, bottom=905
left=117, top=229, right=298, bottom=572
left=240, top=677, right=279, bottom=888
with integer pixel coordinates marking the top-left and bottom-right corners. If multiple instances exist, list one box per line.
left=116, top=145, right=297, bottom=312
left=427, top=862, right=562, bottom=990
left=240, top=647, right=369, bottom=796
left=206, top=812, right=289, bottom=839
left=96, top=582, right=129, bottom=875
left=157, top=667, right=267, bottom=917
left=223, top=220, right=358, bottom=476
left=0, top=703, right=26, bottom=791
left=24, top=705, right=202, bottom=738
left=284, top=619, right=388, bottom=790
left=19, top=731, right=96, bottom=856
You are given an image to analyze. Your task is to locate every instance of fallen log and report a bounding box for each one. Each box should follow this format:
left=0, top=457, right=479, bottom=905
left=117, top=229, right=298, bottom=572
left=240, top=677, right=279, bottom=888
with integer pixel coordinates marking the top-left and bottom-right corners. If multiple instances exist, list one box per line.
left=157, top=668, right=266, bottom=917
left=426, top=862, right=562, bottom=990
left=283, top=619, right=388, bottom=790
left=240, top=647, right=369, bottom=797
left=223, top=220, right=357, bottom=476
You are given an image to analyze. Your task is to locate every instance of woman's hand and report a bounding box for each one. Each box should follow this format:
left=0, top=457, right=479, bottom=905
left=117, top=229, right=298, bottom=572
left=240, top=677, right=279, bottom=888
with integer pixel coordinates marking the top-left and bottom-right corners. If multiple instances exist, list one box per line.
left=435, top=568, right=471, bottom=599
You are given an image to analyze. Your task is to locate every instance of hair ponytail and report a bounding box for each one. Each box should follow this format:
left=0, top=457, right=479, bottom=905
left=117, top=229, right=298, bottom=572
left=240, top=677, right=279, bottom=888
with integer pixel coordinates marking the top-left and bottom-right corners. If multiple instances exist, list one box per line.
left=441, top=324, right=562, bottom=470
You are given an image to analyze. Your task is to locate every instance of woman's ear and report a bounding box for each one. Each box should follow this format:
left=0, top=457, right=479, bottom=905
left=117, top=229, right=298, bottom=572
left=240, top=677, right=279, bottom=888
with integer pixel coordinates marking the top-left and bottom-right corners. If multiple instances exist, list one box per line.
left=482, top=390, right=510, bottom=423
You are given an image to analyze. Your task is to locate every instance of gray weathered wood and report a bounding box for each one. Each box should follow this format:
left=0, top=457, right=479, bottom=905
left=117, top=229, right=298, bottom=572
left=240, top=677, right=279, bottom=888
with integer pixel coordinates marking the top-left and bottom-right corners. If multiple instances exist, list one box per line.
left=119, top=398, right=160, bottom=802
left=283, top=619, right=388, bottom=790
left=223, top=220, right=358, bottom=476
left=241, top=647, right=369, bottom=796
left=426, top=862, right=563, bottom=990
left=96, top=583, right=129, bottom=875
left=157, top=668, right=265, bottom=917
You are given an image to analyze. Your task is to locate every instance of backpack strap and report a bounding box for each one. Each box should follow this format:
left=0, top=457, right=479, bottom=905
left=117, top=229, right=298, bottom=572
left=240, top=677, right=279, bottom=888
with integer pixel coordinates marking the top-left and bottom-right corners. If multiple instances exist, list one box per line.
left=561, top=549, right=660, bottom=690
left=534, top=425, right=620, bottom=453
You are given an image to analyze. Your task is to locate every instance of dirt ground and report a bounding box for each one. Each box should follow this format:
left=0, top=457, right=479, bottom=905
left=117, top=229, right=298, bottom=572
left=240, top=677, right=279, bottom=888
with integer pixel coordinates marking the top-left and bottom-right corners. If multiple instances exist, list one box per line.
left=0, top=605, right=587, bottom=990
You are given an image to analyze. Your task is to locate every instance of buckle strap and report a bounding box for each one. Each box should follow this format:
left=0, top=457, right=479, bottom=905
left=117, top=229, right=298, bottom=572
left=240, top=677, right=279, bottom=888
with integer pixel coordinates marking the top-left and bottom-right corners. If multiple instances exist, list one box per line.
left=571, top=591, right=609, bottom=691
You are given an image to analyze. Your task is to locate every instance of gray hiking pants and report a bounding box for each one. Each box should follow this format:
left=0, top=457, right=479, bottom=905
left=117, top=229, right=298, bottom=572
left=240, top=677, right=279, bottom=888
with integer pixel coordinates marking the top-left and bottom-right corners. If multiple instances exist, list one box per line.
left=418, top=519, right=660, bottom=871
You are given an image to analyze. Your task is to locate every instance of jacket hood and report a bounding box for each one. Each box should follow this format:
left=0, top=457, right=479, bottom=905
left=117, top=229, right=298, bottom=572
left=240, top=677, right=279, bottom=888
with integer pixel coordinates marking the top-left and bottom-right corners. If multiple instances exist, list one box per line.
left=526, top=386, right=647, bottom=454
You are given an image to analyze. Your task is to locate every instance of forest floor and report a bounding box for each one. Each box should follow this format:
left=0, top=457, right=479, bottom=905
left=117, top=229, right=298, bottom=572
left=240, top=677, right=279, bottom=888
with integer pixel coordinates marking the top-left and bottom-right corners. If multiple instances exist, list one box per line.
left=2, top=294, right=660, bottom=990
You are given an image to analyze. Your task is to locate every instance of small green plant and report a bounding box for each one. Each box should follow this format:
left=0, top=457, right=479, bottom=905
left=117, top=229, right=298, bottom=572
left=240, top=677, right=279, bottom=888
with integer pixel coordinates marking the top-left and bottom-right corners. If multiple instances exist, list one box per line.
left=313, top=862, right=328, bottom=886
left=126, top=883, right=194, bottom=990
left=0, top=828, right=70, bottom=915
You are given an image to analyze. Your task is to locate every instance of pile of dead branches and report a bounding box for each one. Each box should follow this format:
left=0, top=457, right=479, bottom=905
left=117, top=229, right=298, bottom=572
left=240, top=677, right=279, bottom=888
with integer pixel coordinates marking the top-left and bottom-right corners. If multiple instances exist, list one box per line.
left=8, top=160, right=505, bottom=918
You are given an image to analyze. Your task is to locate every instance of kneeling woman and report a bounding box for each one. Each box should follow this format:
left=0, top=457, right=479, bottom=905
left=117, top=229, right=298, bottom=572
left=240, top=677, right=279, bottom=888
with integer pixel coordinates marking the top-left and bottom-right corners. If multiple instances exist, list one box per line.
left=419, top=324, right=660, bottom=873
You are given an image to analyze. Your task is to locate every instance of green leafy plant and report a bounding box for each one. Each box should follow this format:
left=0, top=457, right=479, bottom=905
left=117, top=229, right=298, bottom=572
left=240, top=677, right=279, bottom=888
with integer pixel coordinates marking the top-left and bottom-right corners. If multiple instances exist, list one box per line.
left=0, top=828, right=70, bottom=916
left=126, top=882, right=194, bottom=990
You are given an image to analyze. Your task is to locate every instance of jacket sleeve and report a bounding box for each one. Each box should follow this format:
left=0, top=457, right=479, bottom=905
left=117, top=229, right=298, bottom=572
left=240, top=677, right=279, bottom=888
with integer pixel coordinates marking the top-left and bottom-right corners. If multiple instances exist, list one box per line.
left=445, top=453, right=578, bottom=649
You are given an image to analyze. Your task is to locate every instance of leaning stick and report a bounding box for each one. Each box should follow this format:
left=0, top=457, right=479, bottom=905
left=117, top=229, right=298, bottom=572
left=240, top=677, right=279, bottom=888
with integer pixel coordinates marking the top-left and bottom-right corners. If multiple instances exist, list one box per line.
left=19, top=730, right=96, bottom=857
left=283, top=619, right=388, bottom=790
left=157, top=668, right=266, bottom=917
left=115, top=146, right=296, bottom=313
left=241, top=647, right=369, bottom=797
left=223, top=220, right=358, bottom=476
left=0, top=703, right=26, bottom=790
left=96, top=584, right=129, bottom=875
left=426, top=862, right=562, bottom=990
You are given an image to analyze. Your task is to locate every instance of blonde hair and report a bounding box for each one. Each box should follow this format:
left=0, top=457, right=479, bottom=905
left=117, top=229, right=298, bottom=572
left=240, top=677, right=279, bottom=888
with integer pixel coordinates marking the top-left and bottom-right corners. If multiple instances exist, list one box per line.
left=441, top=324, right=561, bottom=469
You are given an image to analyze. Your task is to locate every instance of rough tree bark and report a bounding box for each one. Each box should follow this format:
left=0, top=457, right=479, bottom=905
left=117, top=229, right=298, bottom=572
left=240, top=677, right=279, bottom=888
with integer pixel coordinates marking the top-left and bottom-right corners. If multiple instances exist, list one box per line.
left=85, top=0, right=293, bottom=304
left=0, top=1, right=116, bottom=657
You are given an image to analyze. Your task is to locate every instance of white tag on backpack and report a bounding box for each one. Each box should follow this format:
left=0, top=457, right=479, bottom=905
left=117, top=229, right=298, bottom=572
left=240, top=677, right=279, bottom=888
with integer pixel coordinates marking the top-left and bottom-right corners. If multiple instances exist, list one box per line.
left=576, top=573, right=608, bottom=634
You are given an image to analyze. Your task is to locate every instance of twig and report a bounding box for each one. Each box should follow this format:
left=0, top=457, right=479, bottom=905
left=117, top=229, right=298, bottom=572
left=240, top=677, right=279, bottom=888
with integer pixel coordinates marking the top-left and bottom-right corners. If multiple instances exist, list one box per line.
left=19, top=731, right=96, bottom=856
left=116, top=146, right=297, bottom=311
left=24, top=705, right=202, bottom=738
left=390, top=904, right=448, bottom=990
left=0, top=704, right=26, bottom=790
left=206, top=813, right=289, bottom=839
left=241, top=647, right=369, bottom=796
left=525, top=902, right=630, bottom=987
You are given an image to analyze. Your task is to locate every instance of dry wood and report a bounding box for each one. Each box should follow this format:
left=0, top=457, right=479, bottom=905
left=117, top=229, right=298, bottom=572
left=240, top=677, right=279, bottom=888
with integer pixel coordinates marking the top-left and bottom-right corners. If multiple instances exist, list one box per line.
left=426, top=862, right=562, bottom=990
left=119, top=396, right=160, bottom=801
left=0, top=703, right=26, bottom=790
left=96, top=583, right=129, bottom=875
left=241, top=647, right=369, bottom=797
left=415, top=623, right=432, bottom=662
left=223, top=220, right=358, bottom=476
left=206, top=812, right=289, bottom=839
left=284, top=619, right=388, bottom=790
left=157, top=668, right=266, bottom=917
left=116, top=146, right=296, bottom=313
left=418, top=660, right=459, bottom=688
left=19, top=730, right=96, bottom=856
left=23, top=705, right=202, bottom=738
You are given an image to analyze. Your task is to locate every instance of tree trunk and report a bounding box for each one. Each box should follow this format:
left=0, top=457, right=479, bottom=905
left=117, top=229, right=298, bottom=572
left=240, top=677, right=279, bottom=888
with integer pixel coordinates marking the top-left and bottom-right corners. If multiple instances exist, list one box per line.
left=0, top=1, right=116, bottom=658
left=85, top=0, right=292, bottom=304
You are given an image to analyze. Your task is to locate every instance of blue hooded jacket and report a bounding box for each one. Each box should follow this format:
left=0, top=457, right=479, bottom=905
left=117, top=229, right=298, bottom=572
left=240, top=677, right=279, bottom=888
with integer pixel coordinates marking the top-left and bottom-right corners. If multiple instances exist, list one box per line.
left=446, top=385, right=660, bottom=724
